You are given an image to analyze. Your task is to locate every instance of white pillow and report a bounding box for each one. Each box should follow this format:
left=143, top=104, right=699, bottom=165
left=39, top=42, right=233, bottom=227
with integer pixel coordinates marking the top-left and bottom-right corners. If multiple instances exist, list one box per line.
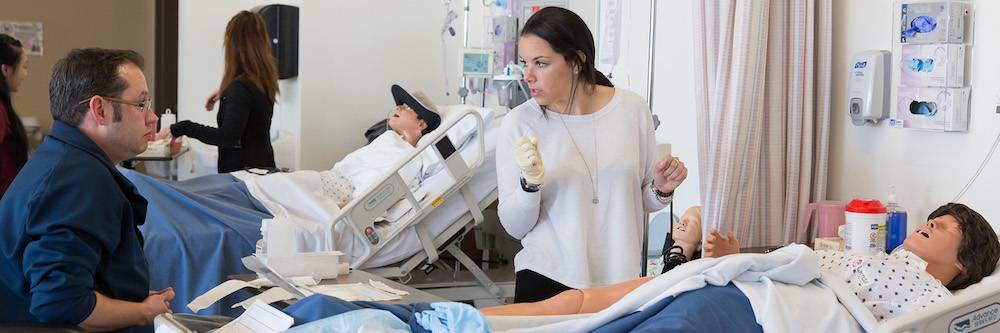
left=436, top=105, right=496, bottom=148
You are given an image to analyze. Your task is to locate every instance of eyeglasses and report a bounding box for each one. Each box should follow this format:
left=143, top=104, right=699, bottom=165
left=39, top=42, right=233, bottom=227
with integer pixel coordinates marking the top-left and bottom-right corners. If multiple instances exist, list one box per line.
left=78, top=96, right=152, bottom=113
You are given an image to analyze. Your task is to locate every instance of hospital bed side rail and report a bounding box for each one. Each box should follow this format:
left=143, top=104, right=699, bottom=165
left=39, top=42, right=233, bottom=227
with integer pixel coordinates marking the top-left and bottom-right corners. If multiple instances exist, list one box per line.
left=877, top=278, right=1000, bottom=333
left=335, top=108, right=486, bottom=268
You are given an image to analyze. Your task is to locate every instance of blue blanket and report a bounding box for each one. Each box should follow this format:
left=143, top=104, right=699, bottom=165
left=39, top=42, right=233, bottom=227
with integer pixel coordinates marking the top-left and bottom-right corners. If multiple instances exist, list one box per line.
left=122, top=169, right=271, bottom=315
left=280, top=283, right=759, bottom=332
left=592, top=283, right=761, bottom=332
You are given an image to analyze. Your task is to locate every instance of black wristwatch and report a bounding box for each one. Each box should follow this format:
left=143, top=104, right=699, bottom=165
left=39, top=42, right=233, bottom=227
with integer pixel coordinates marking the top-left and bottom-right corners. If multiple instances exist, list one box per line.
left=521, top=177, right=541, bottom=192
left=651, top=180, right=673, bottom=201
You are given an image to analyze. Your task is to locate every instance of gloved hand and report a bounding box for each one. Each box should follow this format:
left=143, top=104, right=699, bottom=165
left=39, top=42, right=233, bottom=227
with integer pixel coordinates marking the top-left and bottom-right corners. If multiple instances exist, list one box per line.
left=513, top=137, right=545, bottom=185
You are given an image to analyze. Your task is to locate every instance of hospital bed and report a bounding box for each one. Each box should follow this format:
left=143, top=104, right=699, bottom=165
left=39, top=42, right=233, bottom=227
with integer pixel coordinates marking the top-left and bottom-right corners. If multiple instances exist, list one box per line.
left=333, top=105, right=505, bottom=299
left=126, top=105, right=504, bottom=315
left=877, top=270, right=1000, bottom=333
left=484, top=255, right=1000, bottom=332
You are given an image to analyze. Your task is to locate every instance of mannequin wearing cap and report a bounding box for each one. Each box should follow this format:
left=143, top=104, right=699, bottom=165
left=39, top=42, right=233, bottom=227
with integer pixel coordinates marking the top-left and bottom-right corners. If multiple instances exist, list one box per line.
left=386, top=84, right=441, bottom=147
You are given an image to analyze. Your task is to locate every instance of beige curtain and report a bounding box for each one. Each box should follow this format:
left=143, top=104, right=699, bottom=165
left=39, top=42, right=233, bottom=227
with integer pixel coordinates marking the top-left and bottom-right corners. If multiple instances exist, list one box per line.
left=693, top=0, right=832, bottom=247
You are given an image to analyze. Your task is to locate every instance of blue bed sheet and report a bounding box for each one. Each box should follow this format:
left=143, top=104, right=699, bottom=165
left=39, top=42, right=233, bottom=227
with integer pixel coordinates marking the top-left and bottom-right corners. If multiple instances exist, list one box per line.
left=122, top=169, right=272, bottom=315
left=593, top=283, right=761, bottom=332
left=279, top=283, right=760, bottom=332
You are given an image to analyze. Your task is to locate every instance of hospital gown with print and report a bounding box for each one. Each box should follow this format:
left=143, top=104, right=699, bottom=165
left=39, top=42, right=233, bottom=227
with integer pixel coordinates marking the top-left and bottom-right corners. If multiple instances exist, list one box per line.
left=818, top=249, right=950, bottom=321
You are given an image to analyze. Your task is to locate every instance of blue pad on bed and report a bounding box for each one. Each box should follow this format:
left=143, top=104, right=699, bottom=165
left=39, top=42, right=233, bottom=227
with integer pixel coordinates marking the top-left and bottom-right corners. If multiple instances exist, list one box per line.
left=122, top=169, right=272, bottom=315
left=593, top=283, right=762, bottom=333
left=283, top=294, right=433, bottom=333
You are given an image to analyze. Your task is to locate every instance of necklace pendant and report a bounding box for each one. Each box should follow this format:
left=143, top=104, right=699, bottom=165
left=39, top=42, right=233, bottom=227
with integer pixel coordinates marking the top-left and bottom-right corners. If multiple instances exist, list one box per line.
left=592, top=198, right=599, bottom=204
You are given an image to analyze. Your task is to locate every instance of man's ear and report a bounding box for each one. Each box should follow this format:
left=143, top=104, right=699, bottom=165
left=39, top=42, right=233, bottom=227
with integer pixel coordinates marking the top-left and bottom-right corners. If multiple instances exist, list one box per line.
left=0, top=64, right=11, bottom=78
left=86, top=96, right=112, bottom=125
left=418, top=120, right=428, bottom=131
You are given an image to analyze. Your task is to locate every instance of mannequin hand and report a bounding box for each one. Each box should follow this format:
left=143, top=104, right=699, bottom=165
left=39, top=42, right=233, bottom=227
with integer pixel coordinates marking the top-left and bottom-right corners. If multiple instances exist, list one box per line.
left=205, top=90, right=220, bottom=111
left=653, top=154, right=687, bottom=193
left=704, top=229, right=739, bottom=258
left=513, top=137, right=545, bottom=185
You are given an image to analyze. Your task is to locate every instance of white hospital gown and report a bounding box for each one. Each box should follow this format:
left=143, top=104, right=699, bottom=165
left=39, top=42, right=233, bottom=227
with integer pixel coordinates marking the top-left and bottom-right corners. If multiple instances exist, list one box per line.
left=817, top=249, right=951, bottom=322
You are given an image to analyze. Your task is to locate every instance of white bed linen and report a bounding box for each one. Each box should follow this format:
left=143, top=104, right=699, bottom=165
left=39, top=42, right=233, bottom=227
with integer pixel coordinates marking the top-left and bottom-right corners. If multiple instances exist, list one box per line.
left=340, top=120, right=500, bottom=268
left=234, top=108, right=501, bottom=268
left=493, top=244, right=863, bottom=333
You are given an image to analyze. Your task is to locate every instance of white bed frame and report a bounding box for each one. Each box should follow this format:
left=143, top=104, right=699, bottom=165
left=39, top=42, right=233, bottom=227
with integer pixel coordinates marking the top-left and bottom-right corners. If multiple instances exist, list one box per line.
left=878, top=278, right=1000, bottom=333
left=333, top=108, right=506, bottom=300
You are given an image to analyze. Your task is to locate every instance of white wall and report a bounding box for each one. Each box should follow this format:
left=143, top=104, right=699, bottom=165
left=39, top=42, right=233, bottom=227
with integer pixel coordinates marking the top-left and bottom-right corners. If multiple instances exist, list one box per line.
left=177, top=1, right=601, bottom=171
left=298, top=0, right=598, bottom=170
left=610, top=0, right=700, bottom=219
left=595, top=0, right=699, bottom=248
left=831, top=0, right=1000, bottom=230
left=299, top=1, right=458, bottom=170
left=178, top=0, right=302, bottom=172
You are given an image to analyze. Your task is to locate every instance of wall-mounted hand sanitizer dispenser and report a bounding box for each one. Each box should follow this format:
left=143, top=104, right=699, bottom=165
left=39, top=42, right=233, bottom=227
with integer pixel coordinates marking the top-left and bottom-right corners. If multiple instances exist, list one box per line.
left=848, top=50, right=891, bottom=126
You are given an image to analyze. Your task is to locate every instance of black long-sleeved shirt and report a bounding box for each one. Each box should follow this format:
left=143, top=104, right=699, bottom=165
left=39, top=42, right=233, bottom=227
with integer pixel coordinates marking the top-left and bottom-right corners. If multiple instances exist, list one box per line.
left=172, top=78, right=275, bottom=173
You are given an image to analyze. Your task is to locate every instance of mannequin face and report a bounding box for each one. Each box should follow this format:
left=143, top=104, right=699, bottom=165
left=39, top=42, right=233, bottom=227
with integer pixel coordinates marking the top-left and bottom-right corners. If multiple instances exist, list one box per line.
left=388, top=104, right=426, bottom=135
left=673, top=206, right=703, bottom=245
left=2, top=51, right=28, bottom=92
left=904, top=214, right=963, bottom=269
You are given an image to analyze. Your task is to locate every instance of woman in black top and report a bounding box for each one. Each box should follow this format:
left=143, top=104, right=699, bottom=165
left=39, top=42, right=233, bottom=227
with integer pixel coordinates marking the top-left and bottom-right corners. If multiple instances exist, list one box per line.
left=158, top=11, right=279, bottom=173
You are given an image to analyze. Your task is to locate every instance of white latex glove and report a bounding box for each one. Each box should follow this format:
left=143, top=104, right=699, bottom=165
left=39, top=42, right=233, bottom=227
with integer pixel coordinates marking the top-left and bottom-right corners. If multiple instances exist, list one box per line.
left=513, top=137, right=545, bottom=185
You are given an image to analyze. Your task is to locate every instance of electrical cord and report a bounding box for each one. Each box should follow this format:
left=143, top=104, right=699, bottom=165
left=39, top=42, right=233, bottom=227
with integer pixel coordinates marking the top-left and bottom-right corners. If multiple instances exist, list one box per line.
left=661, top=245, right=688, bottom=274
left=952, top=129, right=1000, bottom=202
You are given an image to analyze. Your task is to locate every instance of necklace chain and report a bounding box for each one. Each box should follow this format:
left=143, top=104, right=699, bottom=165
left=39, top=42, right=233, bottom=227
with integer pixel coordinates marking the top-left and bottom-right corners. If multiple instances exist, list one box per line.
left=558, top=115, right=599, bottom=204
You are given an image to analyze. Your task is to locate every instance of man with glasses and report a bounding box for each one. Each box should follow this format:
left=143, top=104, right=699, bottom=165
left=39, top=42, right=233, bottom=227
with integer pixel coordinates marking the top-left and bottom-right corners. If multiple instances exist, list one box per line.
left=0, top=48, right=171, bottom=332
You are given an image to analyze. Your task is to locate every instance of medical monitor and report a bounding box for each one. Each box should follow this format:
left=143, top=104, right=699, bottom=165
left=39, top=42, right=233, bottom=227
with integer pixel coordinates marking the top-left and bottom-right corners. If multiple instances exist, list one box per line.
left=463, top=48, right=494, bottom=77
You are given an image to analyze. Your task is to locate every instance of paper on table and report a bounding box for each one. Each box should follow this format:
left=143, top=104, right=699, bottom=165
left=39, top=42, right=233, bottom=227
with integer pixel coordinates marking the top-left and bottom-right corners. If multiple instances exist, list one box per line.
left=215, top=301, right=293, bottom=333
left=189, top=277, right=319, bottom=312
left=188, top=280, right=256, bottom=312
left=312, top=283, right=402, bottom=301
left=369, top=279, right=410, bottom=296
left=232, top=287, right=298, bottom=309
left=248, top=276, right=319, bottom=289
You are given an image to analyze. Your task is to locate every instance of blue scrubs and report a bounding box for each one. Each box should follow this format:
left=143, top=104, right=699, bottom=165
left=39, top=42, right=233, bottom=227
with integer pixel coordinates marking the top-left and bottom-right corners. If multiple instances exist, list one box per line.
left=0, top=121, right=151, bottom=332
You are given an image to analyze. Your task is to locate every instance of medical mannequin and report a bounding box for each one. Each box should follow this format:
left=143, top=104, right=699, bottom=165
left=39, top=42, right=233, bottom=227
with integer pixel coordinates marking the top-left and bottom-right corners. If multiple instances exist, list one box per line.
left=482, top=203, right=1000, bottom=323
left=386, top=84, right=441, bottom=147
left=496, top=7, right=688, bottom=303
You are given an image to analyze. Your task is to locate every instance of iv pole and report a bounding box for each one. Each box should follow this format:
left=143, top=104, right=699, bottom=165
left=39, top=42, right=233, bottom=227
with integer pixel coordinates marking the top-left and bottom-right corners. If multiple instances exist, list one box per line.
left=459, top=0, right=471, bottom=104
left=640, top=0, right=663, bottom=277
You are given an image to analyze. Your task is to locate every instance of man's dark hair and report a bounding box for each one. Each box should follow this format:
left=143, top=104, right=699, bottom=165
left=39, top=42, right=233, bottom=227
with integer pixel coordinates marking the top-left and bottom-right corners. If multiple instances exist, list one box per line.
left=49, top=48, right=144, bottom=126
left=929, top=203, right=1000, bottom=290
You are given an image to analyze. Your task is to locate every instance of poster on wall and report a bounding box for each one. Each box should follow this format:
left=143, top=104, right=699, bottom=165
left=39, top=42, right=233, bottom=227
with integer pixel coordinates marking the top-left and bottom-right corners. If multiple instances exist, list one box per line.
left=0, top=21, right=43, bottom=56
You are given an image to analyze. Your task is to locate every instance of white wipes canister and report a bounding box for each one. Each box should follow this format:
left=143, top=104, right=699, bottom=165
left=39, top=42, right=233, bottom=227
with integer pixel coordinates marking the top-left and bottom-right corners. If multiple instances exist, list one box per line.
left=844, top=199, right=887, bottom=255
left=160, top=108, right=176, bottom=131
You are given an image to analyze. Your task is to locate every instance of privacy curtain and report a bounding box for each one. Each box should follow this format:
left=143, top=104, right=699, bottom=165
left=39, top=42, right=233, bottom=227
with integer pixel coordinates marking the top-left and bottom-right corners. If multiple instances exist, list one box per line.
left=693, top=0, right=832, bottom=247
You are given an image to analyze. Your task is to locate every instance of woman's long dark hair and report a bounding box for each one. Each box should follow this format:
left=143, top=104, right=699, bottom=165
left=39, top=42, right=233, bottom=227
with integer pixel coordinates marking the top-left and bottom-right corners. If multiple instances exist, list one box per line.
left=0, top=34, right=28, bottom=167
left=521, top=7, right=613, bottom=114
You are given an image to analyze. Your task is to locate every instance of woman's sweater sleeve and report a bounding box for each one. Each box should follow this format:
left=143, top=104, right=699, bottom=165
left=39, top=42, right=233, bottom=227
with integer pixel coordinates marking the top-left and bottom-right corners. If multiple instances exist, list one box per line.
left=495, top=117, right=541, bottom=240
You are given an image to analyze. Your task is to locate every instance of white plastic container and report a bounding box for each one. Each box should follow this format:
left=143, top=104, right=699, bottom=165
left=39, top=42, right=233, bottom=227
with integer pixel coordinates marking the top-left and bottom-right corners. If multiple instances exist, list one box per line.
left=160, top=108, right=176, bottom=131
left=844, top=199, right=888, bottom=255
